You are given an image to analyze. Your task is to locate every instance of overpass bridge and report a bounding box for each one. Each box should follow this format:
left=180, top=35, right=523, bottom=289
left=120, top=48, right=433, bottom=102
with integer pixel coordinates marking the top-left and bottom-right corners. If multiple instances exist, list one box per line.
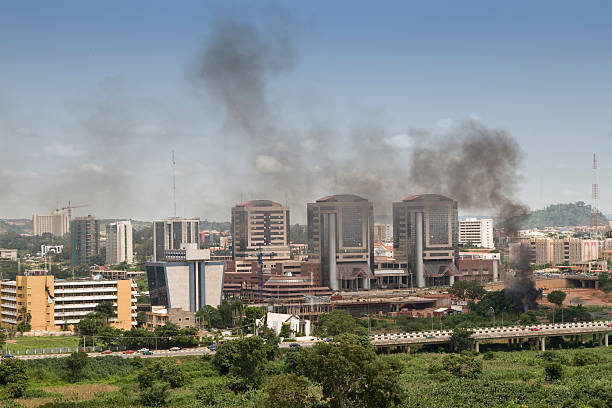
left=371, top=321, right=612, bottom=353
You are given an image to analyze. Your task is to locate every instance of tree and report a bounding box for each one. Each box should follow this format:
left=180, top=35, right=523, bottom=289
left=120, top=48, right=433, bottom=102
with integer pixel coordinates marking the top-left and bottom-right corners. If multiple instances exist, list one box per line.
left=96, top=325, right=123, bottom=349
left=218, top=300, right=234, bottom=327
left=136, top=311, right=148, bottom=328
left=0, top=358, right=28, bottom=385
left=316, top=310, right=367, bottom=337
left=449, top=280, right=471, bottom=301
left=280, top=322, right=292, bottom=339
left=16, top=306, right=31, bottom=332
left=449, top=328, right=474, bottom=352
left=212, top=336, right=269, bottom=390
left=442, top=353, right=482, bottom=378
left=466, top=280, right=486, bottom=301
left=196, top=305, right=223, bottom=330
left=0, top=329, right=6, bottom=349
left=138, top=368, right=155, bottom=390
left=95, top=300, right=115, bottom=324
left=244, top=306, right=264, bottom=333
left=151, top=360, right=187, bottom=388
left=299, top=336, right=402, bottom=408
left=260, top=374, right=322, bottom=408
left=548, top=291, right=567, bottom=307
left=65, top=351, right=89, bottom=380
left=75, top=312, right=106, bottom=336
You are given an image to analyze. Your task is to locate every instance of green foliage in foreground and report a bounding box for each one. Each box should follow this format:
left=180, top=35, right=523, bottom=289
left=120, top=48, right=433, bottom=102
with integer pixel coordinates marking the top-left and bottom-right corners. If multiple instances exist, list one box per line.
left=0, top=345, right=611, bottom=407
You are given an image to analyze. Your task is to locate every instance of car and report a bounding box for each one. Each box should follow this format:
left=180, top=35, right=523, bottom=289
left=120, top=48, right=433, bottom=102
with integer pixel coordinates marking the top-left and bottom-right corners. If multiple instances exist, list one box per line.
left=425, top=334, right=436, bottom=339
left=141, top=350, right=153, bottom=355
left=208, top=344, right=217, bottom=351
left=137, top=348, right=149, bottom=353
left=289, top=343, right=301, bottom=348
left=2, top=354, right=14, bottom=359
left=101, top=350, right=113, bottom=355
left=169, top=346, right=182, bottom=351
left=529, top=328, right=541, bottom=331
left=323, top=337, right=334, bottom=342
left=122, top=350, right=135, bottom=354
left=606, top=323, right=612, bottom=327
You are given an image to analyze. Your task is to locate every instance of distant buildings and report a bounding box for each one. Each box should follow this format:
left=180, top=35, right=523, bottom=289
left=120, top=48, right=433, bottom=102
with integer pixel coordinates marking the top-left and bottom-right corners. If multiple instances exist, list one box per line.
left=33, top=210, right=70, bottom=236
left=106, top=221, right=133, bottom=265
left=146, top=244, right=225, bottom=311
left=374, top=223, right=392, bottom=243
left=393, top=194, right=459, bottom=288
left=70, top=216, right=100, bottom=266
left=231, top=200, right=291, bottom=273
left=0, top=275, right=137, bottom=331
left=307, top=194, right=374, bottom=291
left=152, top=218, right=199, bottom=262
left=457, top=250, right=502, bottom=282
left=513, top=235, right=603, bottom=266
left=459, top=218, right=494, bottom=249
left=0, top=249, right=18, bottom=261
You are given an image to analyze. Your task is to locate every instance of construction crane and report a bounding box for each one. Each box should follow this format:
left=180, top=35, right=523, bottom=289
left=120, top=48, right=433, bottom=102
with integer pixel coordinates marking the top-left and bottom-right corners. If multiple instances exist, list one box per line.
left=61, top=201, right=88, bottom=219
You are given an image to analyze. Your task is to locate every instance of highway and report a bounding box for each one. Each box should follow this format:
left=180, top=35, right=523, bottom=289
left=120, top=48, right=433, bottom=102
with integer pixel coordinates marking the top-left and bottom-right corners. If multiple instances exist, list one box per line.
left=371, top=321, right=612, bottom=352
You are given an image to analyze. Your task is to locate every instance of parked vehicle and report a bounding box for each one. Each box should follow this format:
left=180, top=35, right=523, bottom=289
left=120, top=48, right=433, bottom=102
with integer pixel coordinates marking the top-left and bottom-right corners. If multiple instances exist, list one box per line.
left=122, top=350, right=135, bottom=354
left=137, top=348, right=149, bottom=353
left=142, top=350, right=153, bottom=355
left=169, top=346, right=182, bottom=351
left=101, top=350, right=112, bottom=355
left=208, top=344, right=217, bottom=351
left=289, top=343, right=301, bottom=348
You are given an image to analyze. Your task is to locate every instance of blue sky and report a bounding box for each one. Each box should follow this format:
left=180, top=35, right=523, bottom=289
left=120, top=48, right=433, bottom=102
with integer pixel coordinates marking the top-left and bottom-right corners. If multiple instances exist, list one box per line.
left=1, top=1, right=611, bottom=221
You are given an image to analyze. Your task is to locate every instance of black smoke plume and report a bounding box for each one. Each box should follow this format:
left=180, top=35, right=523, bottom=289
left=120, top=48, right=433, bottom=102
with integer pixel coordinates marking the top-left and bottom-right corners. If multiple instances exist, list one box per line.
left=504, top=243, right=538, bottom=312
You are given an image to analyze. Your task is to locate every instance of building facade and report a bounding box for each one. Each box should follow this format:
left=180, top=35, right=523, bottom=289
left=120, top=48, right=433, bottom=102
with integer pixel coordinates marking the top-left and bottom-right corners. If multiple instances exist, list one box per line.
left=106, top=221, right=134, bottom=265
left=71, top=216, right=100, bottom=266
left=231, top=200, right=291, bottom=273
left=459, top=218, right=494, bottom=248
left=307, top=194, right=374, bottom=291
left=0, top=249, right=18, bottom=261
left=33, top=210, right=70, bottom=236
left=374, top=223, right=392, bottom=243
left=0, top=275, right=137, bottom=331
left=393, top=194, right=459, bottom=287
left=146, top=245, right=225, bottom=312
left=153, top=218, right=199, bottom=262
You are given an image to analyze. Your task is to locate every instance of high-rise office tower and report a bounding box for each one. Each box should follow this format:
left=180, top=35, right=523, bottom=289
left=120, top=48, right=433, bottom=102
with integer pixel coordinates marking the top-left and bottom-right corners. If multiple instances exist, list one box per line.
left=33, top=210, right=70, bottom=236
left=70, top=216, right=100, bottom=266
left=106, top=221, right=134, bottom=265
left=231, top=200, right=291, bottom=273
left=459, top=218, right=494, bottom=248
left=152, top=218, right=199, bottom=261
left=393, top=194, right=459, bottom=287
left=307, top=194, right=374, bottom=291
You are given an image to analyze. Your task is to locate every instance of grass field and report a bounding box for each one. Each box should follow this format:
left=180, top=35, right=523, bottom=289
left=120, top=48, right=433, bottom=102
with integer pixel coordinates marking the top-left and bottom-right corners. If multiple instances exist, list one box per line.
left=1, top=346, right=610, bottom=407
left=5, top=336, right=81, bottom=353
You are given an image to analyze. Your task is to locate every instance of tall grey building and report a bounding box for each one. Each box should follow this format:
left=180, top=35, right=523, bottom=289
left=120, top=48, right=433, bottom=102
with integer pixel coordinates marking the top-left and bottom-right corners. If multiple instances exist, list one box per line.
left=393, top=194, right=459, bottom=287
left=71, top=215, right=100, bottom=266
left=106, top=221, right=134, bottom=265
left=307, top=194, right=374, bottom=291
left=231, top=200, right=291, bottom=273
left=153, top=218, right=199, bottom=262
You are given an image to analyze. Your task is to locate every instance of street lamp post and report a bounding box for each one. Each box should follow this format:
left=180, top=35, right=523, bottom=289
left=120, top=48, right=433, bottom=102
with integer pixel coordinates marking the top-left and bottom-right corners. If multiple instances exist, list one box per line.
left=489, top=307, right=495, bottom=326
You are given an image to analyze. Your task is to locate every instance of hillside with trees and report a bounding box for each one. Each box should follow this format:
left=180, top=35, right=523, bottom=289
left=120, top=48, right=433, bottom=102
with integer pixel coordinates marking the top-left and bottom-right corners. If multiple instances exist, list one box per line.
left=523, top=202, right=607, bottom=228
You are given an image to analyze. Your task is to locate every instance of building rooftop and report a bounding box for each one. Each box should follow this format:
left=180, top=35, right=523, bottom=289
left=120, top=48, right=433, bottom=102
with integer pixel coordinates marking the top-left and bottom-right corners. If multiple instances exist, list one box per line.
left=402, top=194, right=454, bottom=202
left=235, top=200, right=283, bottom=208
left=316, top=194, right=368, bottom=203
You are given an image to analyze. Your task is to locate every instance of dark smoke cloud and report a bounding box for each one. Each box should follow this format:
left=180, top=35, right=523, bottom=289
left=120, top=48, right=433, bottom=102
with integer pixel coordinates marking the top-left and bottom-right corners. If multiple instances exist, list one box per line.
left=504, top=243, right=538, bottom=312
left=409, top=120, right=529, bottom=232
left=191, top=20, right=529, bottom=223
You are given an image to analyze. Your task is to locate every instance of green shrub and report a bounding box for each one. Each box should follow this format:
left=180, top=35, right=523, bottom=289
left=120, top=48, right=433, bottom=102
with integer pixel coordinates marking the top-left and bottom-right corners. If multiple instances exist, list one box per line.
left=442, top=354, right=482, bottom=378
left=138, top=368, right=155, bottom=390
left=5, top=381, right=27, bottom=398
left=544, top=362, right=563, bottom=381
left=139, top=382, right=169, bottom=407
left=483, top=351, right=495, bottom=360
left=571, top=351, right=599, bottom=366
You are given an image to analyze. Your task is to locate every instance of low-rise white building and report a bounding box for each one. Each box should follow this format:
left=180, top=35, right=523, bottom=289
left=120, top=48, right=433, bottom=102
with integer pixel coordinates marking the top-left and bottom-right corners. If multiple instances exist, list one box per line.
left=459, top=218, right=494, bottom=248
left=266, top=312, right=311, bottom=337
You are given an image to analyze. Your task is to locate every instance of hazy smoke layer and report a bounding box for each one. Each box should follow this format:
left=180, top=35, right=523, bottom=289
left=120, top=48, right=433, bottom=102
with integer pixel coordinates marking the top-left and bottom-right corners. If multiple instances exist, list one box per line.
left=409, top=121, right=529, bottom=231
left=192, top=20, right=529, bottom=222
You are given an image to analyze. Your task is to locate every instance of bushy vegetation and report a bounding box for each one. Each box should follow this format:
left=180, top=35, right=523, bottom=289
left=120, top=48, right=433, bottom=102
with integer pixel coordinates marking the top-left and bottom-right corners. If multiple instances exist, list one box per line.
left=523, top=201, right=608, bottom=228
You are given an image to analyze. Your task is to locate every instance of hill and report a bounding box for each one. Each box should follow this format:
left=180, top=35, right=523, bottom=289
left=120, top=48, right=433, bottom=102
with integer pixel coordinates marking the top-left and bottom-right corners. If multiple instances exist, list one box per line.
left=523, top=201, right=607, bottom=228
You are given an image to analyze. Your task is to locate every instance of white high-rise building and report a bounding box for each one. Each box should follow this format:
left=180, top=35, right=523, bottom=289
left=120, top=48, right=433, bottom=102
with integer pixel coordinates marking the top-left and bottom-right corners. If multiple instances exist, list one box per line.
left=459, top=218, right=494, bottom=249
left=153, top=218, right=199, bottom=262
left=33, top=210, right=70, bottom=236
left=106, top=221, right=134, bottom=265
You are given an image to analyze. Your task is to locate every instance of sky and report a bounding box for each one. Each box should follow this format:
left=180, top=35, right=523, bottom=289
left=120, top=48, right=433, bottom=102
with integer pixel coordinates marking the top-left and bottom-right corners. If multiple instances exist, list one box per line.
left=1, top=1, right=611, bottom=223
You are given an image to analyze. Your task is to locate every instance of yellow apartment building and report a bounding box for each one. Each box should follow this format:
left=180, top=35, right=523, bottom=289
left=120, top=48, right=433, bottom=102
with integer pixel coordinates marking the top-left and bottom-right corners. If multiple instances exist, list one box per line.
left=0, top=275, right=137, bottom=331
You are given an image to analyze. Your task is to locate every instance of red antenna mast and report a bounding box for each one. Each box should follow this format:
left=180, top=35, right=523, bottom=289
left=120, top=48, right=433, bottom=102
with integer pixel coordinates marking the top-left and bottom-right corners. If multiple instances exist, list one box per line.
left=591, top=153, right=600, bottom=233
